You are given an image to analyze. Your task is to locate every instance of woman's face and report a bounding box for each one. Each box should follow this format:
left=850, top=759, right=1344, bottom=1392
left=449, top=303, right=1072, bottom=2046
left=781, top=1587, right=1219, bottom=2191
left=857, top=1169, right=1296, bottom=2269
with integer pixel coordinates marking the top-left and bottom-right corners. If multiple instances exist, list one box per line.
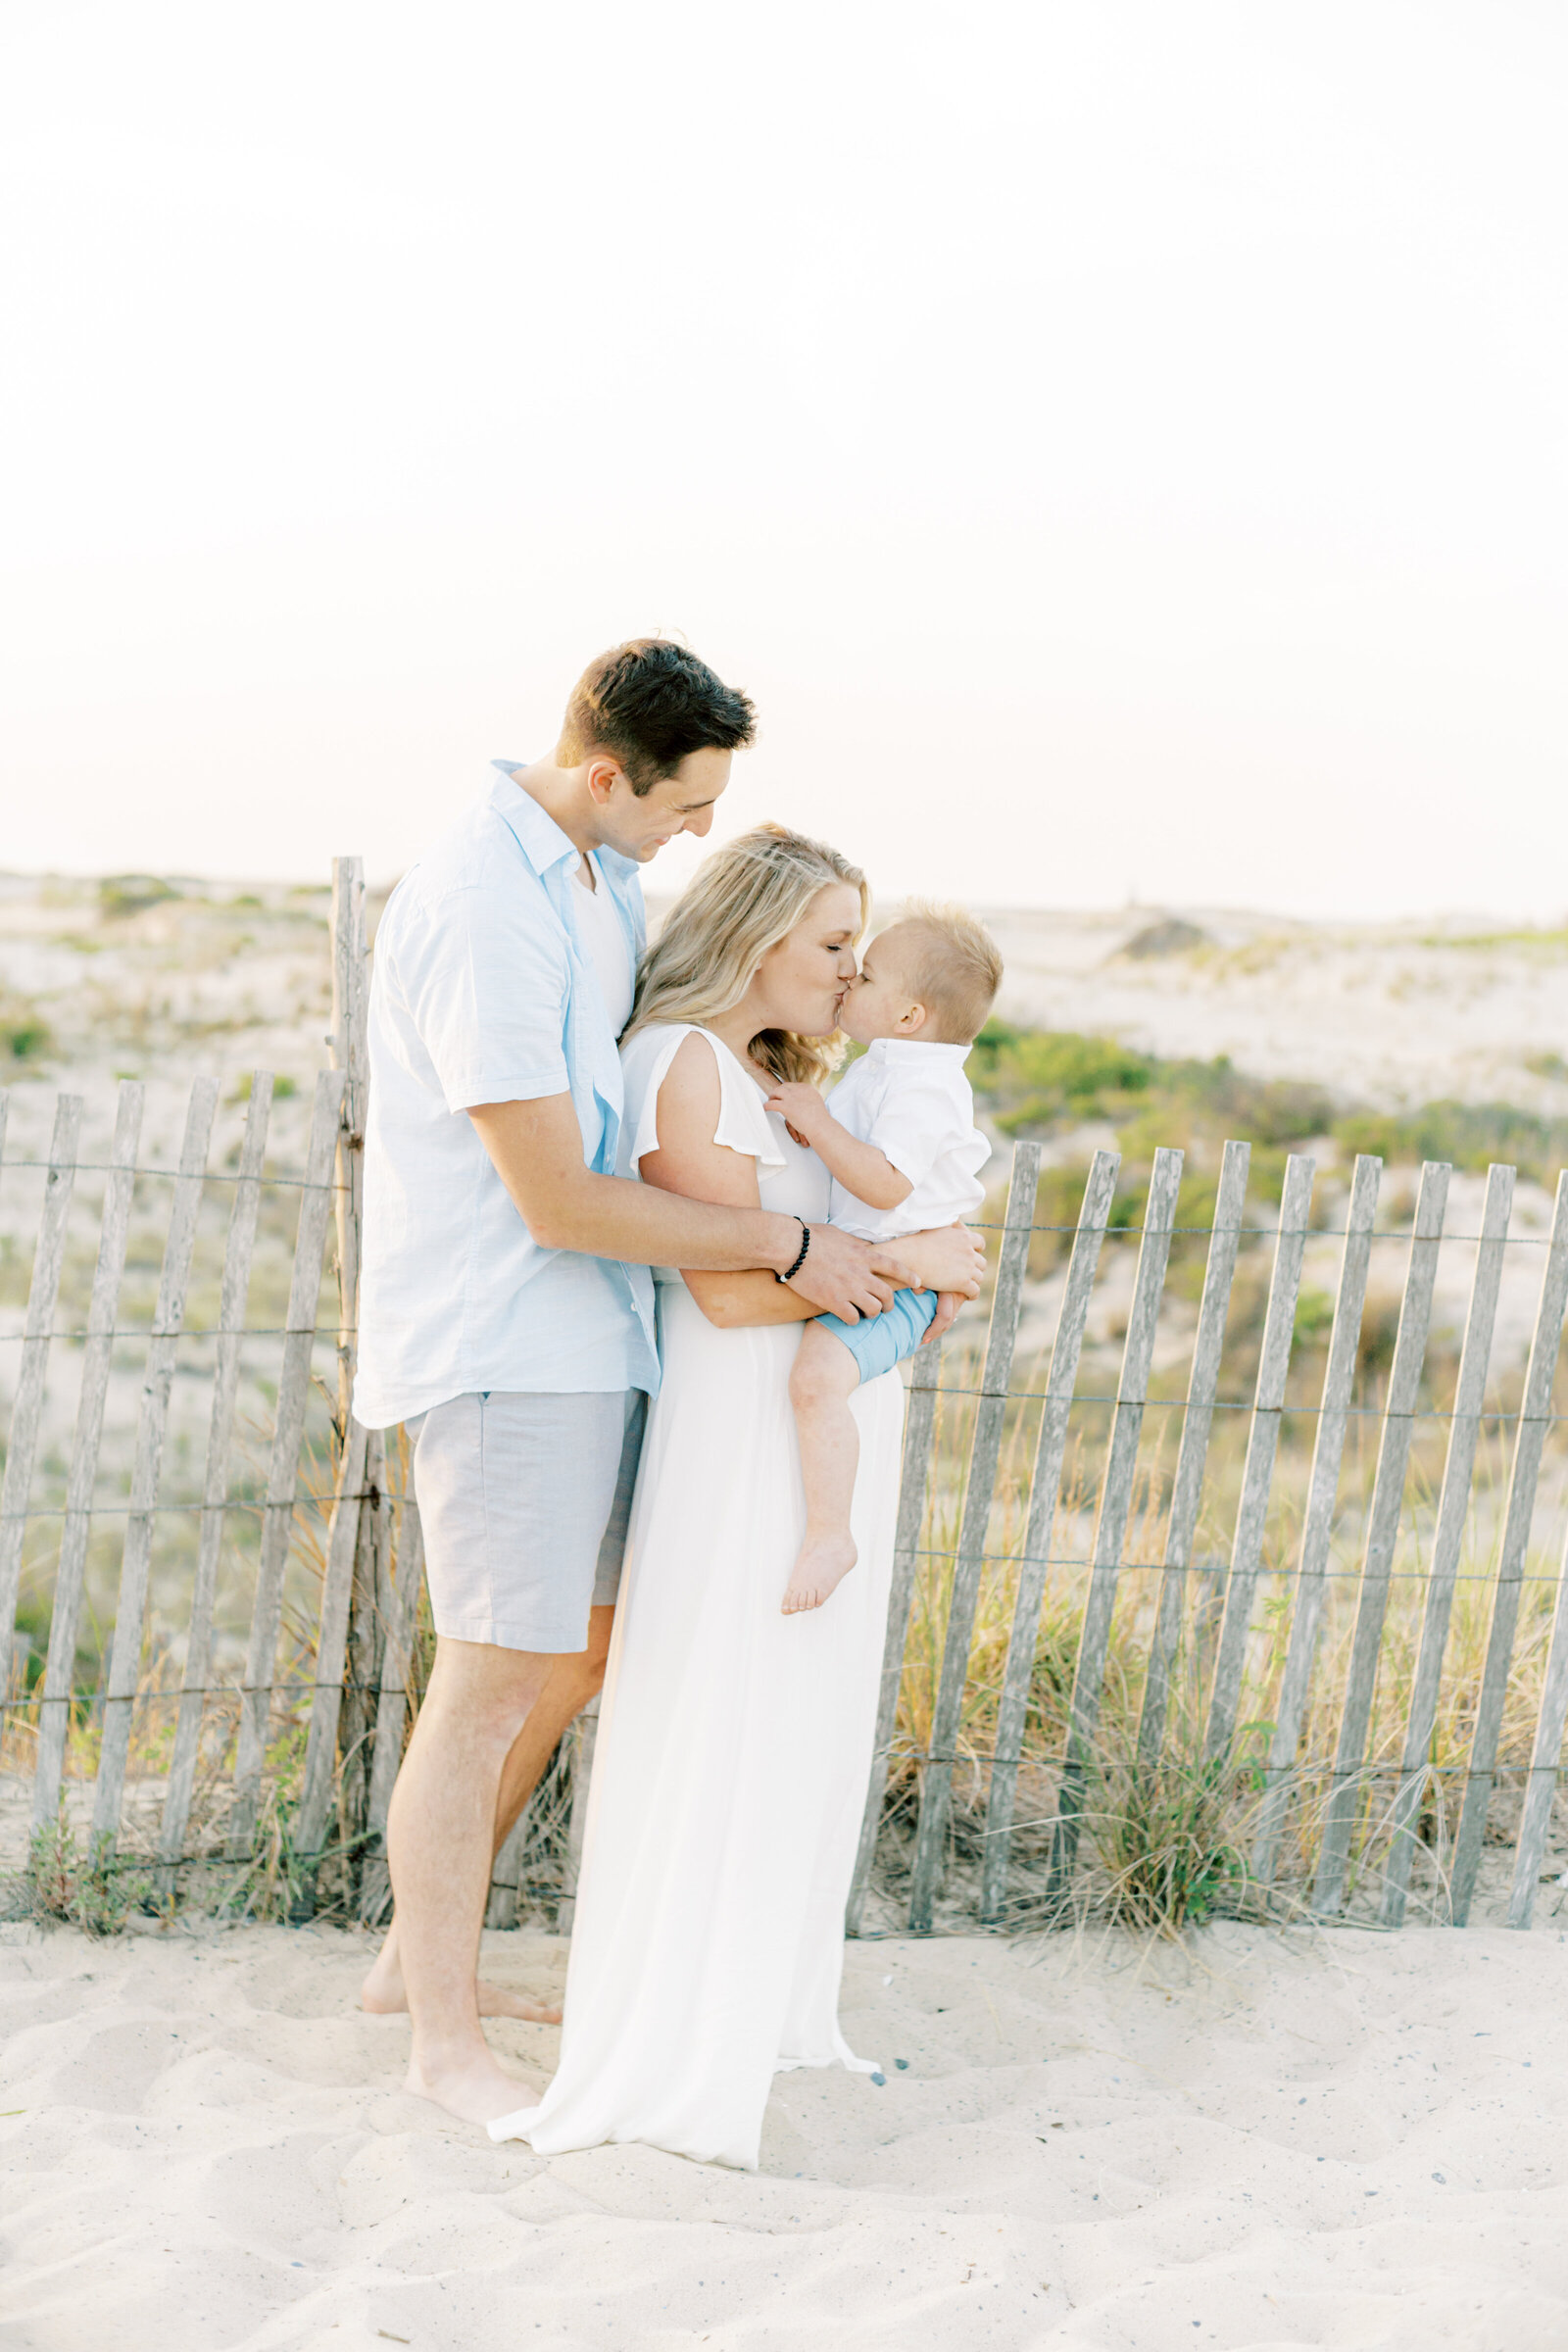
left=749, top=883, right=862, bottom=1039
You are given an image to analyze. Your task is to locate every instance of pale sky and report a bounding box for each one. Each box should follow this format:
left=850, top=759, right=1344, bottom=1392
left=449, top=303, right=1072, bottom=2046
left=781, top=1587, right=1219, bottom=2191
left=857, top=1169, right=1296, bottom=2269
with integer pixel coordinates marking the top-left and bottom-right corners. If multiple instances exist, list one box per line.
left=2, top=1, right=1564, bottom=917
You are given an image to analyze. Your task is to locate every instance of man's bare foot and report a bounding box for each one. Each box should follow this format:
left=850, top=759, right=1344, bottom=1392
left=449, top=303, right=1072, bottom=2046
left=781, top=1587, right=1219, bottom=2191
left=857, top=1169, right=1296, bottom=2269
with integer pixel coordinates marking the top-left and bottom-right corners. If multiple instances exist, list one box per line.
left=782, top=1532, right=858, bottom=1614
left=362, top=1947, right=562, bottom=2026
left=405, top=2045, right=541, bottom=2128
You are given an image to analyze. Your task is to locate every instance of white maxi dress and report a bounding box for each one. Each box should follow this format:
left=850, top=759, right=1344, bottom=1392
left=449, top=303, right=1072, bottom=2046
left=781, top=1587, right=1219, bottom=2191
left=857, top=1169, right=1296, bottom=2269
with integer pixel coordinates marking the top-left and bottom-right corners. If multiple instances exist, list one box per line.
left=510, top=1023, right=906, bottom=2171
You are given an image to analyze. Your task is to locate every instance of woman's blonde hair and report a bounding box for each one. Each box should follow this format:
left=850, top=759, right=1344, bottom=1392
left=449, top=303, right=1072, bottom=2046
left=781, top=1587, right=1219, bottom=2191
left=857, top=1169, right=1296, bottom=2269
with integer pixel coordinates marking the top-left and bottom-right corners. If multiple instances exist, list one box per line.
left=625, top=822, right=868, bottom=1086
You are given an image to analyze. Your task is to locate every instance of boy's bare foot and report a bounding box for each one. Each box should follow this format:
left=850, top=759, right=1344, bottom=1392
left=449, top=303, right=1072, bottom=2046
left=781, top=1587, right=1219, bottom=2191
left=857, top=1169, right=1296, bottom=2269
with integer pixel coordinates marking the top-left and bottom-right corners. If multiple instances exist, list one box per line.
left=782, top=1532, right=858, bottom=1614
left=362, top=1946, right=561, bottom=2026
left=405, top=2046, right=541, bottom=2128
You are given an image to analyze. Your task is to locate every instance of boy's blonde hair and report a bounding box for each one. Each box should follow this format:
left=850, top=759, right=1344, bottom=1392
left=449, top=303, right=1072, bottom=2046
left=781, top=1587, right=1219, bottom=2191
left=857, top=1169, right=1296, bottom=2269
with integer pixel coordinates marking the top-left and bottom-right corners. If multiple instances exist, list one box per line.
left=626, top=822, right=869, bottom=1086
left=880, top=901, right=1003, bottom=1045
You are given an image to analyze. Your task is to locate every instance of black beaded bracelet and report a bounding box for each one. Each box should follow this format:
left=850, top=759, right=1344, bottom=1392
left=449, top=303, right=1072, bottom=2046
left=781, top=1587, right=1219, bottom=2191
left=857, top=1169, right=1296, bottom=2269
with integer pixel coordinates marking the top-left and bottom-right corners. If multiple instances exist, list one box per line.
left=775, top=1216, right=811, bottom=1285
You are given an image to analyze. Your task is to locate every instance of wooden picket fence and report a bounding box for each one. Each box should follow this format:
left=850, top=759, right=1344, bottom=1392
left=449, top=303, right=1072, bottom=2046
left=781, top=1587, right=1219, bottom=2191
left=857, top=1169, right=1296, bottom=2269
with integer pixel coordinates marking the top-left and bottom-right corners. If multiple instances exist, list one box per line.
left=6, top=861, right=1568, bottom=1935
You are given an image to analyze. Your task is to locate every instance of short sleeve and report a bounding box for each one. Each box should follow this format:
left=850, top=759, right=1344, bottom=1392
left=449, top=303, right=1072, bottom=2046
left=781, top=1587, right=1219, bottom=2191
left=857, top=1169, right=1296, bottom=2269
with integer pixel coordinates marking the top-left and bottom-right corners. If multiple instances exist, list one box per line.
left=620, top=1027, right=786, bottom=1174
left=394, top=878, right=571, bottom=1113
left=871, top=1074, right=974, bottom=1191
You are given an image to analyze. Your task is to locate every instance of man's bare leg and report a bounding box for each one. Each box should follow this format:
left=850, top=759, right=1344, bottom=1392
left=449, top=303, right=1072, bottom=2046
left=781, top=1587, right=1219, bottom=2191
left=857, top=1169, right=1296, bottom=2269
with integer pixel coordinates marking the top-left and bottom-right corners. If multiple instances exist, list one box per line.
left=782, top=1325, right=861, bottom=1613
left=377, top=1635, right=555, bottom=2124
left=362, top=1607, right=613, bottom=2023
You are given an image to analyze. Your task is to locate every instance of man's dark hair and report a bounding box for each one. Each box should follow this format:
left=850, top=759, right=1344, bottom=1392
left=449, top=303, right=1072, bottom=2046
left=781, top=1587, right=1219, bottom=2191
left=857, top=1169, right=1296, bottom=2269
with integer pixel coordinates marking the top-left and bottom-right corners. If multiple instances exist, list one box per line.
left=561, top=639, right=757, bottom=794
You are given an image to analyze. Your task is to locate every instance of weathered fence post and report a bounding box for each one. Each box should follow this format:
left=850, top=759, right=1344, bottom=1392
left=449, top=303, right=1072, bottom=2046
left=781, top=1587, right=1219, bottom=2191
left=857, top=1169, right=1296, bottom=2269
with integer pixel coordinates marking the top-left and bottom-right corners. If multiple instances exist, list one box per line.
left=1251, top=1154, right=1381, bottom=1882
left=330, top=857, right=368, bottom=1439
left=978, top=1150, right=1119, bottom=1922
left=1311, top=1161, right=1449, bottom=1914
left=32, top=1084, right=145, bottom=1831
left=296, top=1416, right=371, bottom=1869
left=1449, top=1170, right=1568, bottom=1922
left=1047, top=1148, right=1183, bottom=1893
left=360, top=1492, right=425, bottom=1925
left=846, top=1338, right=944, bottom=1935
left=557, top=1697, right=601, bottom=1936
left=226, top=1070, right=345, bottom=1857
left=159, top=1075, right=274, bottom=1891
left=92, top=1077, right=220, bottom=1849
left=1136, top=1138, right=1250, bottom=1770
left=0, top=1094, right=79, bottom=1664
left=1381, top=1162, right=1513, bottom=1923
left=1202, top=1153, right=1314, bottom=1765
left=327, top=858, right=380, bottom=1886
left=905, top=1143, right=1041, bottom=1933
left=1507, top=1495, right=1568, bottom=1927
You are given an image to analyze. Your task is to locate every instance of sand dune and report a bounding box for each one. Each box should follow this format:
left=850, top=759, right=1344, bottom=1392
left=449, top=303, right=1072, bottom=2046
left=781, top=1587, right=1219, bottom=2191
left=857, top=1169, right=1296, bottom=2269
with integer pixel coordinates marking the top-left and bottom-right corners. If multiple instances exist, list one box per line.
left=5, top=1916, right=1568, bottom=2349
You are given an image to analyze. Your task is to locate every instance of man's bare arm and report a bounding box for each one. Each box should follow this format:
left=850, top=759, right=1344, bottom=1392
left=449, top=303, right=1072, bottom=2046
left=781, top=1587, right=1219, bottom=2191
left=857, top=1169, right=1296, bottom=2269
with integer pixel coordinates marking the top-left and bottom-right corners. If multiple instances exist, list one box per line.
left=468, top=1090, right=906, bottom=1323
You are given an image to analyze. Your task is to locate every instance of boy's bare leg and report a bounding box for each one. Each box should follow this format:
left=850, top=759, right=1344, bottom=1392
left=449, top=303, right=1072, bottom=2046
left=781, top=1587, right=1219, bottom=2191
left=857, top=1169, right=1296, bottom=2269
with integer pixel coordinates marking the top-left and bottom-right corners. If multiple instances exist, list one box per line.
left=783, top=1325, right=862, bottom=1613
left=362, top=1606, right=612, bottom=2023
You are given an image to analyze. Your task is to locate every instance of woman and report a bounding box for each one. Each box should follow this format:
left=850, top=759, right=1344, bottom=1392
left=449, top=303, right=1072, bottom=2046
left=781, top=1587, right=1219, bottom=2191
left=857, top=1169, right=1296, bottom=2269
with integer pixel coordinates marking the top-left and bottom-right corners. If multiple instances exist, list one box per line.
left=490, top=825, right=979, bottom=2170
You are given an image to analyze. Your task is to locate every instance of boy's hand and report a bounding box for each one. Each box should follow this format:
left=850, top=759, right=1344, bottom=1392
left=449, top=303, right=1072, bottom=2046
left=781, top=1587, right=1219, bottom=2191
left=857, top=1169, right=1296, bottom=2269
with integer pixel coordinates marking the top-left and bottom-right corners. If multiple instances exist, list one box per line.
left=922, top=1291, right=964, bottom=1345
left=765, top=1082, right=833, bottom=1151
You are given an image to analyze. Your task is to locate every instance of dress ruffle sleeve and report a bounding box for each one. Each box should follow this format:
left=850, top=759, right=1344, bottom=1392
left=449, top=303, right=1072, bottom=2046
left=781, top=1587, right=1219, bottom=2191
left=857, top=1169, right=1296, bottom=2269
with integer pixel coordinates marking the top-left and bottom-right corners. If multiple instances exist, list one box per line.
left=621, top=1025, right=787, bottom=1176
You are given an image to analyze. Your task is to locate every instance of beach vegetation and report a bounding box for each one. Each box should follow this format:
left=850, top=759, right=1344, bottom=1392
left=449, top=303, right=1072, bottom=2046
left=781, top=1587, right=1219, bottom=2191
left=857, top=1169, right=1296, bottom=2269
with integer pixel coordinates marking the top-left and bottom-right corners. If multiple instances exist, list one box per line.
left=969, top=1021, right=1335, bottom=1153
left=970, top=1022, right=1568, bottom=1194
left=1418, top=928, right=1568, bottom=955
left=1087, top=1717, right=1269, bottom=1936
left=21, top=1811, right=142, bottom=1936
left=99, top=874, right=177, bottom=919
left=1, top=996, right=52, bottom=1064
left=1332, top=1100, right=1568, bottom=1188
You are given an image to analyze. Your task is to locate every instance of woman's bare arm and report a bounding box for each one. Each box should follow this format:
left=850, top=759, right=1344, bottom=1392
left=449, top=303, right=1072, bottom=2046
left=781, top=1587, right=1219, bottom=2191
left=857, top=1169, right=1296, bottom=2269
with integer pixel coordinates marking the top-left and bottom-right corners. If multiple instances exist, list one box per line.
left=639, top=1037, right=985, bottom=1332
left=635, top=1038, right=887, bottom=1327
left=683, top=1267, right=820, bottom=1328
left=637, top=1037, right=768, bottom=1221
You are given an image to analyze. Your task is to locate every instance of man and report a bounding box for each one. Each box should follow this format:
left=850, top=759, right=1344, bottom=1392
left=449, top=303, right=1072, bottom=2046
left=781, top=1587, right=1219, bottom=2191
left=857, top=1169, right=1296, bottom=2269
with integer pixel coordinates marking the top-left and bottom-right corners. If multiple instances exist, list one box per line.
left=352, top=639, right=983, bottom=2126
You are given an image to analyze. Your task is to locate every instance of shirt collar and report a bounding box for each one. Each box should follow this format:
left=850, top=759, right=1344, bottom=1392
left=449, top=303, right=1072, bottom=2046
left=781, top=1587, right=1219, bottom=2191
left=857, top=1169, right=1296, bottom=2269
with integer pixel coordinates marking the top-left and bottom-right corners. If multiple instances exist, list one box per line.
left=487, top=760, right=581, bottom=877
left=865, top=1036, right=971, bottom=1063
left=487, top=761, right=641, bottom=900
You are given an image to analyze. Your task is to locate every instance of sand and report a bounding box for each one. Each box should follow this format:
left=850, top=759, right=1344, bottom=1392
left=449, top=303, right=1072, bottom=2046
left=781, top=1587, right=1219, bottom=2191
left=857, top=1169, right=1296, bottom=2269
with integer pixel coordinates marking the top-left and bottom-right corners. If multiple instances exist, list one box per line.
left=5, top=1919, right=1568, bottom=2350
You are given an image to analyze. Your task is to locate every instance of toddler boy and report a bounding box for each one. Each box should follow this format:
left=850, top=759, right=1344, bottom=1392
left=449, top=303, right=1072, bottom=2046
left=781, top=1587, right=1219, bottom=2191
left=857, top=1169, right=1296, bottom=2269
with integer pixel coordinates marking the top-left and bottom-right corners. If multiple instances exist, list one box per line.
left=765, top=904, right=1002, bottom=1612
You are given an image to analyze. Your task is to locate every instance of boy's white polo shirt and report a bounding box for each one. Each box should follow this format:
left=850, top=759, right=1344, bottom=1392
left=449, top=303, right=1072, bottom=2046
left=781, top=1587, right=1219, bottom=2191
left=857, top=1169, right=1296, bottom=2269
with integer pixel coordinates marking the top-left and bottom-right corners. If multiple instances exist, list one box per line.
left=824, top=1039, right=990, bottom=1242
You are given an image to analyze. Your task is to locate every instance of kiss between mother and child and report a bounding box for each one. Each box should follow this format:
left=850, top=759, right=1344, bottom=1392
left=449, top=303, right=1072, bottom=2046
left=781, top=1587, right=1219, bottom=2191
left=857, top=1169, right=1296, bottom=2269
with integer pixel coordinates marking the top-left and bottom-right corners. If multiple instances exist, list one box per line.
left=353, top=639, right=999, bottom=2170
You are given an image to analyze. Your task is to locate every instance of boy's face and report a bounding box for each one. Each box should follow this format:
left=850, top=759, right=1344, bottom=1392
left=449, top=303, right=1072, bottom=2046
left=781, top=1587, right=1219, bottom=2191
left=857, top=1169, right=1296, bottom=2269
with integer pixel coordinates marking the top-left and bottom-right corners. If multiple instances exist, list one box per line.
left=838, top=927, right=927, bottom=1045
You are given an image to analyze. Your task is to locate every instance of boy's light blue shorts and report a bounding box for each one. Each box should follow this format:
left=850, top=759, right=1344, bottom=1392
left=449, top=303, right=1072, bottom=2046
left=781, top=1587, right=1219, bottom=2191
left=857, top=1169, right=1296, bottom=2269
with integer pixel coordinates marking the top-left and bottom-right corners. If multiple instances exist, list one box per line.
left=814, top=1284, right=939, bottom=1383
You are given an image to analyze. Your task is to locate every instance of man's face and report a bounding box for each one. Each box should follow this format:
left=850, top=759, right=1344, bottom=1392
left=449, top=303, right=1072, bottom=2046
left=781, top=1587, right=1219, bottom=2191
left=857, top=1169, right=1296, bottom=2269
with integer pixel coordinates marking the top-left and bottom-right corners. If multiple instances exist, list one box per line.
left=593, top=747, right=731, bottom=863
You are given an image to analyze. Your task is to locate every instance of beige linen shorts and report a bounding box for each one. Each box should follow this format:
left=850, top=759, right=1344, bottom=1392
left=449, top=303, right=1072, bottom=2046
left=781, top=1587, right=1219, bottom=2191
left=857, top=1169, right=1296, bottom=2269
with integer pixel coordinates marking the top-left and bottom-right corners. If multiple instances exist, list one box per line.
left=407, top=1388, right=647, bottom=1653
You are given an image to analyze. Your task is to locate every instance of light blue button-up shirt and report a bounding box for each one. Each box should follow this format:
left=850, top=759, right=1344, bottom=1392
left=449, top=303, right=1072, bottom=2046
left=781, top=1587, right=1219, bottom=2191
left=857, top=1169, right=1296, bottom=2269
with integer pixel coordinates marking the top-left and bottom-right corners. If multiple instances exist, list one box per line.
left=353, top=763, right=660, bottom=1429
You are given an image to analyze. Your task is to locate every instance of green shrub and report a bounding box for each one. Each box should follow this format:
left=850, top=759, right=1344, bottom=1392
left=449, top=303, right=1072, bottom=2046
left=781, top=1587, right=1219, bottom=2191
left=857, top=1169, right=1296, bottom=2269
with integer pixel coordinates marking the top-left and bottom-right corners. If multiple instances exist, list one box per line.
left=99, top=875, right=175, bottom=919
left=1, top=1000, right=52, bottom=1063
left=1294, top=1286, right=1336, bottom=1346
left=24, top=1812, right=143, bottom=1936
left=1333, top=1101, right=1568, bottom=1188
left=1090, top=1721, right=1270, bottom=1936
left=973, top=1024, right=1333, bottom=1154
